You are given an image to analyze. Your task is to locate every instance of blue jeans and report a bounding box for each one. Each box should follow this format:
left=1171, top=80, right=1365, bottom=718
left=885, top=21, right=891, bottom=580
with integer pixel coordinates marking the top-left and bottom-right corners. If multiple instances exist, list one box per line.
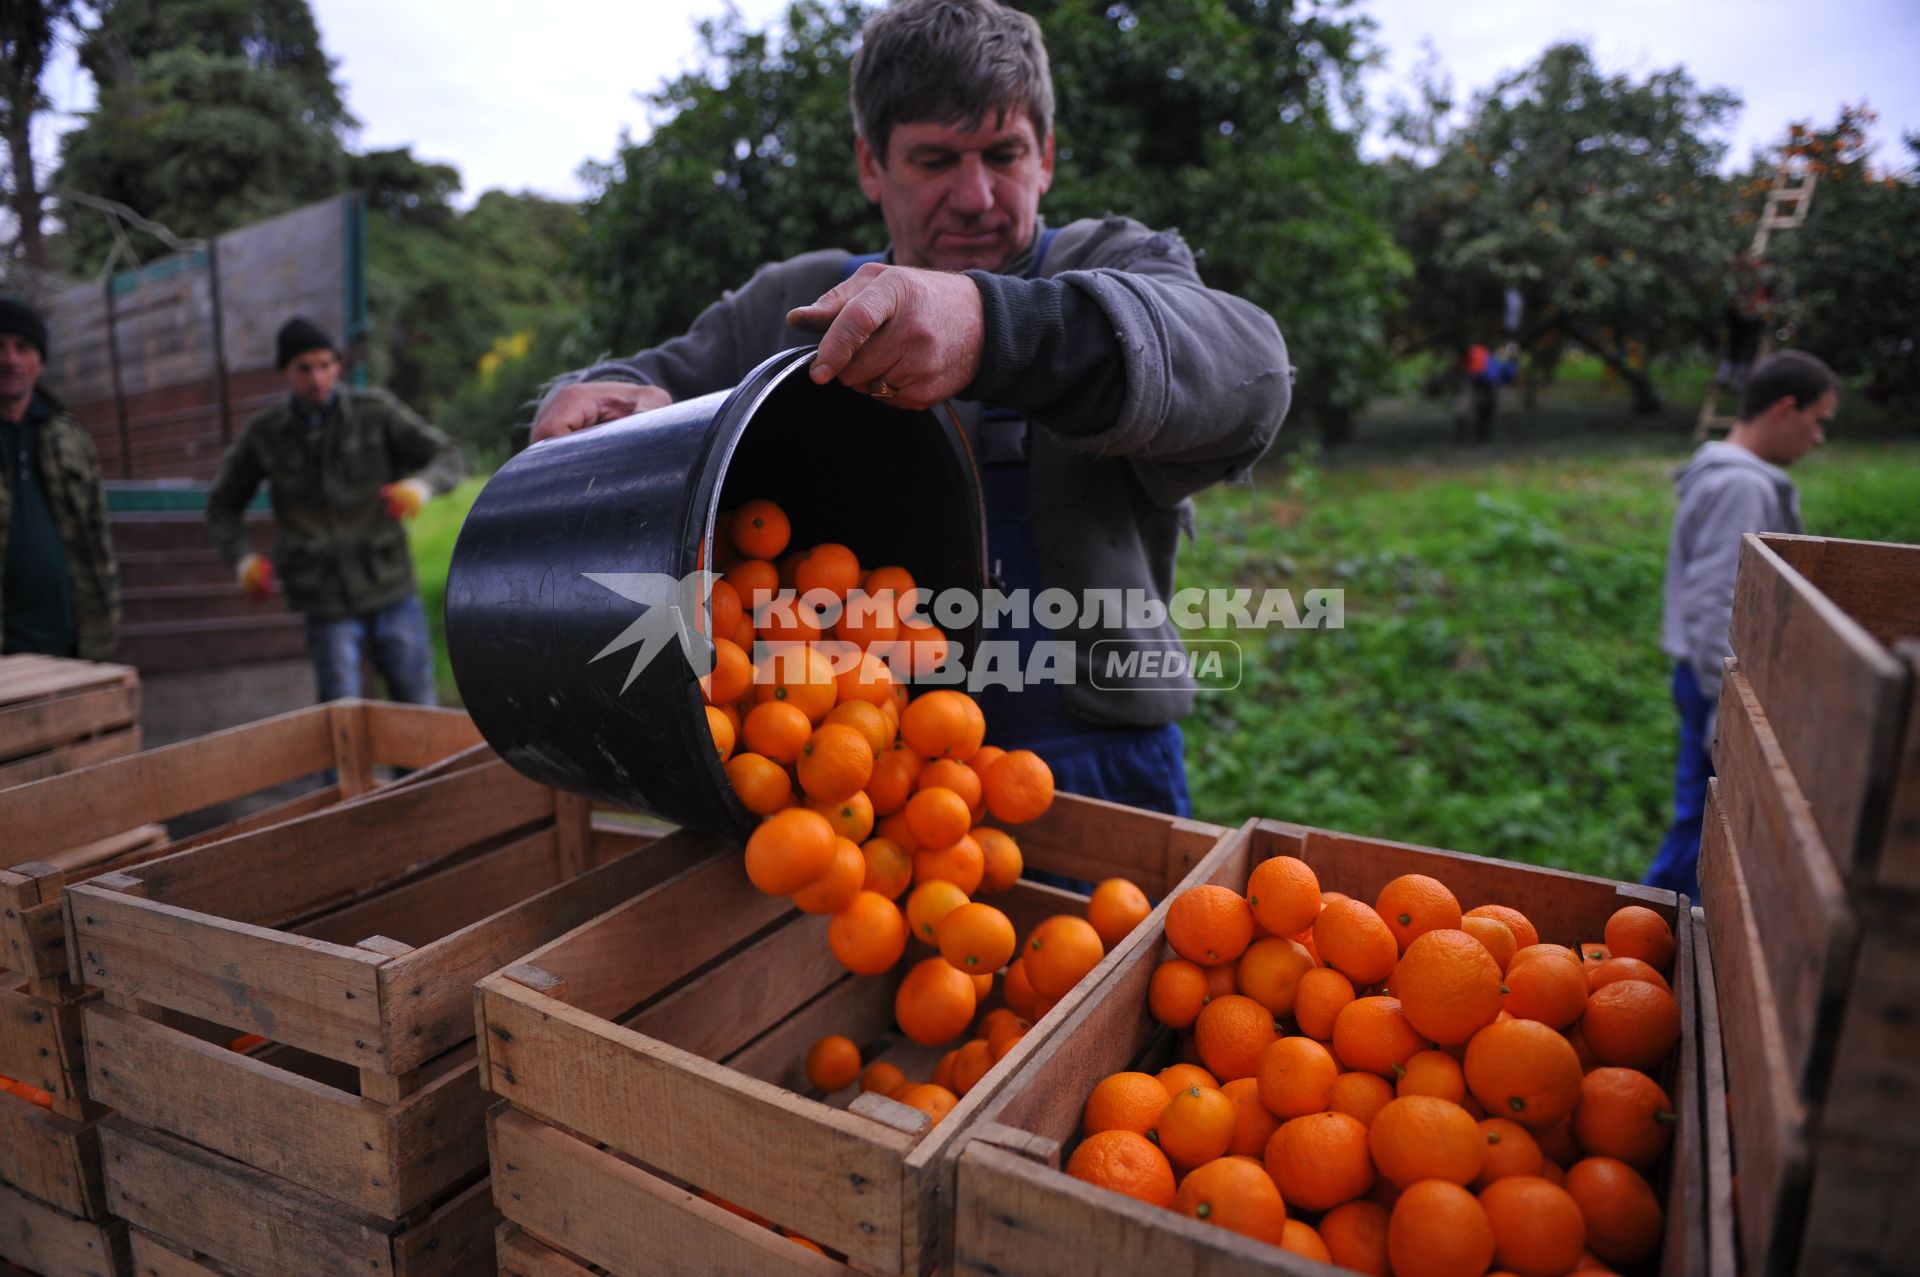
left=306, top=594, right=440, bottom=705
left=1645, top=662, right=1713, bottom=901
left=1035, top=722, right=1194, bottom=818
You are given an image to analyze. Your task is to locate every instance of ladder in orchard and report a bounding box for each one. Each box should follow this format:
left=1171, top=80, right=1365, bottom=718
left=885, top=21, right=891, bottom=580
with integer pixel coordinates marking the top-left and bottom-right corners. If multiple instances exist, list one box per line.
left=1694, top=160, right=1820, bottom=439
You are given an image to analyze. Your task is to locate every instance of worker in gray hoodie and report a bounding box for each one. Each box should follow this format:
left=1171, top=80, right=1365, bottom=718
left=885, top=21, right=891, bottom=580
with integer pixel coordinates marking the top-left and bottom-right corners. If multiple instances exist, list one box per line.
left=1646, top=350, right=1838, bottom=898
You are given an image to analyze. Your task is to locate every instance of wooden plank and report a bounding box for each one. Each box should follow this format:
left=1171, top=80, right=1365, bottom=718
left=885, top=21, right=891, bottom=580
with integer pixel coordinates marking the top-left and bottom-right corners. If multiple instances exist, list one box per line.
left=148, top=786, right=340, bottom=859
left=376, top=828, right=743, bottom=1074
left=295, top=830, right=559, bottom=950
left=1879, top=643, right=1920, bottom=891
left=66, top=888, right=391, bottom=1069
left=489, top=1106, right=849, bottom=1277
left=480, top=984, right=913, bottom=1271
left=0, top=729, right=143, bottom=789
left=115, top=759, right=552, bottom=925
left=40, top=824, right=168, bottom=876
left=390, top=1178, right=499, bottom=1277
left=1817, top=924, right=1920, bottom=1147
left=1699, top=780, right=1809, bottom=1276
left=493, top=1224, right=595, bottom=1277
left=626, top=912, right=842, bottom=1064
left=127, top=1231, right=230, bottom=1277
left=1730, top=533, right=1909, bottom=875
left=0, top=705, right=333, bottom=856
left=359, top=705, right=483, bottom=772
left=100, top=1118, right=397, bottom=1277
left=1795, top=1136, right=1920, bottom=1277
left=0, top=680, right=140, bottom=762
left=0, top=1177, right=129, bottom=1277
left=1660, top=874, right=1704, bottom=1277
left=83, top=1002, right=474, bottom=1219
left=0, top=1086, right=103, bottom=1220
left=497, top=833, right=786, bottom=1024
left=1764, top=533, right=1920, bottom=650
left=0, top=657, right=134, bottom=707
left=954, top=1139, right=1312, bottom=1277
left=0, top=977, right=89, bottom=1109
left=1693, top=909, right=1737, bottom=1277
left=126, top=1229, right=242, bottom=1277
left=988, top=795, right=1221, bottom=897
left=1712, top=665, right=1859, bottom=1089
left=330, top=701, right=376, bottom=798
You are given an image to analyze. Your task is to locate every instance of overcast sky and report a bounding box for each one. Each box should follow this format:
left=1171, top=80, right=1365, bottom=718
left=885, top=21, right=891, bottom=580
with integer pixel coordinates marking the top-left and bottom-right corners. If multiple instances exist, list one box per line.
left=35, top=0, right=1920, bottom=206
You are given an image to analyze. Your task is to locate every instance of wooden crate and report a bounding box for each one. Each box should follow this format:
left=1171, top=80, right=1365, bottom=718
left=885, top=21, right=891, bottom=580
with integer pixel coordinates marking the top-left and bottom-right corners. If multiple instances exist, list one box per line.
left=3, top=700, right=484, bottom=993
left=53, top=758, right=687, bottom=1277
left=0, top=1176, right=127, bottom=1277
left=0, top=655, right=141, bottom=790
left=952, top=817, right=1704, bottom=1277
left=1728, top=533, right=1919, bottom=890
left=1701, top=755, right=1920, bottom=1276
left=475, top=794, right=1228, bottom=1276
left=1707, top=531, right=1920, bottom=1276
left=1689, top=908, right=1736, bottom=1277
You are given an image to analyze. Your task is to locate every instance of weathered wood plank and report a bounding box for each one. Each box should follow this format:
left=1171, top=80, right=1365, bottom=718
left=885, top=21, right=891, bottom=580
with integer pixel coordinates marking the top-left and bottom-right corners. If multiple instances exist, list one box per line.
left=1692, top=909, right=1737, bottom=1277
left=359, top=705, right=483, bottom=772
left=1712, top=665, right=1858, bottom=1090
left=376, top=827, right=740, bottom=1073
left=1699, top=780, right=1808, bottom=1277
left=489, top=1107, right=848, bottom=1276
left=66, top=888, right=390, bottom=1069
left=1729, top=533, right=1908, bottom=876
left=117, top=759, right=552, bottom=924
left=480, top=984, right=913, bottom=1271
left=493, top=1223, right=596, bottom=1277
left=0, top=704, right=332, bottom=856
left=0, top=1176, right=128, bottom=1277
left=0, top=1086, right=104, bottom=1220
left=100, top=1118, right=397, bottom=1277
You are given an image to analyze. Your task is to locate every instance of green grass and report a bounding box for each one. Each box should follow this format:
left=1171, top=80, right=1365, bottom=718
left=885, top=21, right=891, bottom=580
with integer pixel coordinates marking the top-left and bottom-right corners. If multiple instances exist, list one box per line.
left=406, top=411, right=1920, bottom=884
left=1177, top=437, right=1920, bottom=881
left=407, top=476, right=487, bottom=703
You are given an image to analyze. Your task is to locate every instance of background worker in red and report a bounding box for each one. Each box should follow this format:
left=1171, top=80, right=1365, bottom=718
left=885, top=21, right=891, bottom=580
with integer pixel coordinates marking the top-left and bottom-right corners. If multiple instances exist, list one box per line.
left=207, top=317, right=462, bottom=704
left=0, top=293, right=120, bottom=660
left=531, top=0, right=1291, bottom=817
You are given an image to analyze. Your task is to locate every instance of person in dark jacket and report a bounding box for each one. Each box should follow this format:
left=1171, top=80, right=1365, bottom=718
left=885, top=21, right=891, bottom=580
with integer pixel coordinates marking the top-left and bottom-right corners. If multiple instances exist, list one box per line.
left=207, top=318, right=462, bottom=704
left=1646, top=350, right=1838, bottom=899
left=0, top=293, right=120, bottom=660
left=532, top=0, right=1291, bottom=816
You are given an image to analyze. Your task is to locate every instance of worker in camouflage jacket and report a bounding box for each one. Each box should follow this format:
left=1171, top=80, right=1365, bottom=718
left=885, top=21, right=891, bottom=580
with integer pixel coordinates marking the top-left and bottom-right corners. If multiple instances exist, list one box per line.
left=207, top=317, right=462, bottom=704
left=0, top=293, right=120, bottom=660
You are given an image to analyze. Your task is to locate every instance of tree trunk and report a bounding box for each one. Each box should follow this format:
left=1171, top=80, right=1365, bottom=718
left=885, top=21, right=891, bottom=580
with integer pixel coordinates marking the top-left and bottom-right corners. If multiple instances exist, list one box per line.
left=5, top=116, right=45, bottom=271
left=1563, top=322, right=1665, bottom=415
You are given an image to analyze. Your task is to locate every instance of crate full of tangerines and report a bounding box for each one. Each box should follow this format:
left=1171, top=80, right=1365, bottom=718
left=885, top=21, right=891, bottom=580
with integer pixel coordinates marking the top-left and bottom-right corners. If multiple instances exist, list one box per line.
left=952, top=817, right=1703, bottom=1277
left=474, top=496, right=1230, bottom=1275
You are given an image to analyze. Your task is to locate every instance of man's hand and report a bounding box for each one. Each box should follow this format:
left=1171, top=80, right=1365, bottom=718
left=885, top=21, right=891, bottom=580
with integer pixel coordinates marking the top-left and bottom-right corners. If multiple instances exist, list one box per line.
left=531, top=381, right=674, bottom=444
left=237, top=553, right=275, bottom=601
left=787, top=264, right=985, bottom=410
left=381, top=479, right=430, bottom=521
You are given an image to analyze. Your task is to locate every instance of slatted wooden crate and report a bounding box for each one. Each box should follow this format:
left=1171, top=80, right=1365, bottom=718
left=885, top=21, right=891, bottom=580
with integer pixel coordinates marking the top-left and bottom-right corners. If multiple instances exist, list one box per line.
left=1697, top=532, right=1920, bottom=1277
left=951, top=817, right=1704, bottom=1277
left=2, top=702, right=472, bottom=1277
left=475, top=794, right=1228, bottom=1276
left=0, top=655, right=141, bottom=789
left=51, top=758, right=685, bottom=1277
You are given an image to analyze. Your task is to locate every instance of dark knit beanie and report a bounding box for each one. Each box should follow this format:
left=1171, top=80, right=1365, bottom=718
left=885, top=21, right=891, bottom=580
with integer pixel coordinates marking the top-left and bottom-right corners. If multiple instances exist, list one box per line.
left=0, top=294, right=49, bottom=359
left=275, top=316, right=335, bottom=369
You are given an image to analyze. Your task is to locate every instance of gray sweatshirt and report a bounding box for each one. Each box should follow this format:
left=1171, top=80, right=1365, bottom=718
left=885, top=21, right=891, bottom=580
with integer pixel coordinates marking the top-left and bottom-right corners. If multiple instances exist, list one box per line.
left=1660, top=441, right=1804, bottom=702
left=548, top=216, right=1291, bottom=728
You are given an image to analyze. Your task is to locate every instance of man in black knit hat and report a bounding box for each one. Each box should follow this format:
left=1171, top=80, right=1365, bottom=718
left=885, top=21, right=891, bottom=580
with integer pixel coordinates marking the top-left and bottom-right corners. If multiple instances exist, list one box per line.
left=206, top=316, right=462, bottom=703
left=0, top=293, right=120, bottom=659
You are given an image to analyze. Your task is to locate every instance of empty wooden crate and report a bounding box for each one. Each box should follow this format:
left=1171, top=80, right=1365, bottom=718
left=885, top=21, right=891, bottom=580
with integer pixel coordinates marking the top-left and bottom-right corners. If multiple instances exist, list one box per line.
left=477, top=794, right=1227, bottom=1275
left=57, top=756, right=684, bottom=1277
left=0, top=654, right=141, bottom=790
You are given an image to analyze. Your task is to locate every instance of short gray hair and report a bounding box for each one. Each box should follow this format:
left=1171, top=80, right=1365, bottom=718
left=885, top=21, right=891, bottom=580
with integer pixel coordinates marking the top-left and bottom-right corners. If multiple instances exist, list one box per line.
left=850, top=0, right=1054, bottom=162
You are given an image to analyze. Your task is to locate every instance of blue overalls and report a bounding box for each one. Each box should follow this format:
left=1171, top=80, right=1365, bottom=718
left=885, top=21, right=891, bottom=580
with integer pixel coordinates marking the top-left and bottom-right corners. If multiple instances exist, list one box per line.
left=840, top=236, right=1193, bottom=819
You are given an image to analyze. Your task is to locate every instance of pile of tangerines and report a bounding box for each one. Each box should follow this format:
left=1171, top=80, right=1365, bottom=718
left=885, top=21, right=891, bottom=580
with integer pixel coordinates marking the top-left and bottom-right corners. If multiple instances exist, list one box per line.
left=1068, top=859, right=1682, bottom=1277
left=700, top=498, right=1153, bottom=1124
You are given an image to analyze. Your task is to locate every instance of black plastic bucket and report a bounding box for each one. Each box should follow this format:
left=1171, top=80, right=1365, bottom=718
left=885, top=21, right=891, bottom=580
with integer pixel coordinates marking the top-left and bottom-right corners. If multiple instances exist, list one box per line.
left=445, top=347, right=986, bottom=838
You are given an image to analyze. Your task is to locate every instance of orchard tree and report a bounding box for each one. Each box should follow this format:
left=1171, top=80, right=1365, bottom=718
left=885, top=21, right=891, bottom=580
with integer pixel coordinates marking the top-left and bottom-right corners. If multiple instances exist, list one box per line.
left=1, top=0, right=85, bottom=277
left=1762, top=107, right=1920, bottom=403
left=1388, top=43, right=1742, bottom=413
